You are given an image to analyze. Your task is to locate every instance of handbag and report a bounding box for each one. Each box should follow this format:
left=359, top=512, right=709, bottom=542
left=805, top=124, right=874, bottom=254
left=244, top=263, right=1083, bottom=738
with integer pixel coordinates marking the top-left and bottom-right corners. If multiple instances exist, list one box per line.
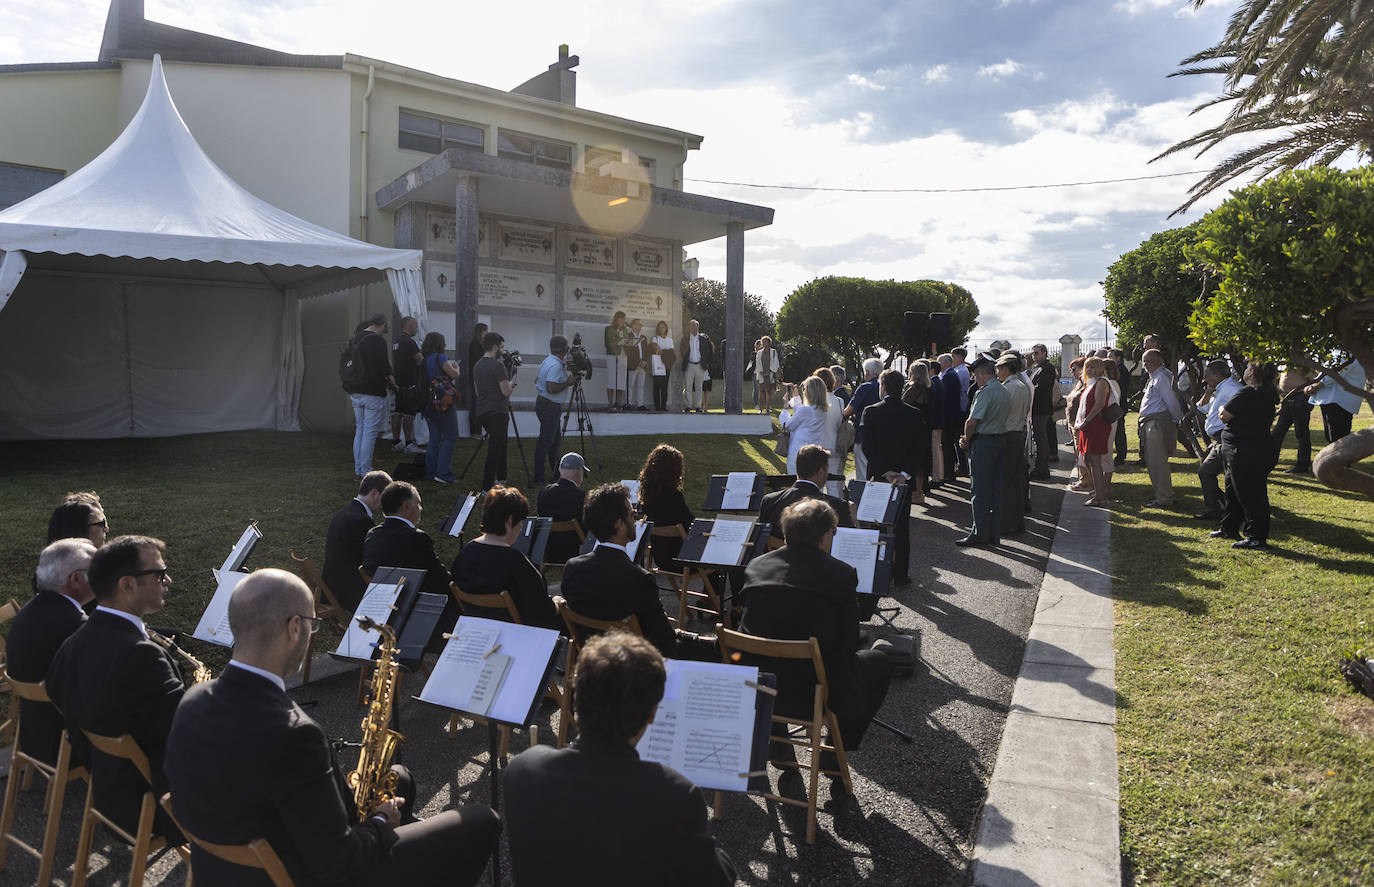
left=1099, top=402, right=1124, bottom=424
left=424, top=355, right=461, bottom=417
left=836, top=417, right=856, bottom=453
left=774, top=428, right=791, bottom=456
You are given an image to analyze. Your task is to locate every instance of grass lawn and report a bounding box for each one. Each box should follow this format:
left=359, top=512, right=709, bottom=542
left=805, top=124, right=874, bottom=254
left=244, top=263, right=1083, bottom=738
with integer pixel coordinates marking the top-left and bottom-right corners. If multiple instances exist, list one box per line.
left=0, top=428, right=791, bottom=668
left=1112, top=416, right=1374, bottom=886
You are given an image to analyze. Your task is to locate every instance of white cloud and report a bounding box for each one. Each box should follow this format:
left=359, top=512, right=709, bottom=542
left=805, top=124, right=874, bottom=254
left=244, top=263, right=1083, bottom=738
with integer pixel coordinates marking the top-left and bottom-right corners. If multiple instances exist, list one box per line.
left=1112, top=0, right=1206, bottom=17
left=978, top=59, right=1024, bottom=79
left=923, top=64, right=951, bottom=84
left=846, top=73, right=885, bottom=91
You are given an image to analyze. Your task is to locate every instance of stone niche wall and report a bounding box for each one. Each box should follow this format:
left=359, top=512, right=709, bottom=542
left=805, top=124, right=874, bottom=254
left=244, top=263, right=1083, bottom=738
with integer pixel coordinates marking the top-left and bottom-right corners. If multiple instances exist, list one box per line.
left=418, top=205, right=685, bottom=407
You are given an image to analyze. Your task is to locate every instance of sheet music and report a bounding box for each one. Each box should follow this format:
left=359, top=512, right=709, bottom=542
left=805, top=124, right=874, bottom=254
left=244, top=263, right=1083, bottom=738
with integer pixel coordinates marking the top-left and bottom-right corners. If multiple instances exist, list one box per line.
left=420, top=617, right=561, bottom=726
left=700, top=518, right=754, bottom=566
left=637, top=660, right=759, bottom=792
left=721, top=472, right=756, bottom=510
left=446, top=494, right=478, bottom=538
left=830, top=527, right=881, bottom=595
left=856, top=481, right=897, bottom=524
left=826, top=479, right=845, bottom=499
left=621, top=480, right=641, bottom=504
left=192, top=570, right=249, bottom=646
left=334, top=581, right=403, bottom=660
left=218, top=523, right=261, bottom=574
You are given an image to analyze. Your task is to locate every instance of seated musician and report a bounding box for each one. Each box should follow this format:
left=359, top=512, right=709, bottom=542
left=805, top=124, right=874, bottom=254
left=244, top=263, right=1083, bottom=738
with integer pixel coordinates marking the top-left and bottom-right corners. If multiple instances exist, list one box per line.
left=560, top=483, right=676, bottom=657
left=164, top=569, right=500, bottom=887
left=536, top=452, right=588, bottom=564
left=637, top=444, right=694, bottom=569
left=503, top=632, right=736, bottom=887
left=47, top=535, right=187, bottom=843
left=46, top=490, right=110, bottom=547
left=449, top=486, right=560, bottom=631
left=7, top=538, right=95, bottom=765
left=324, top=470, right=390, bottom=611
left=737, top=499, right=894, bottom=803
left=362, top=481, right=455, bottom=644
left=758, top=444, right=854, bottom=542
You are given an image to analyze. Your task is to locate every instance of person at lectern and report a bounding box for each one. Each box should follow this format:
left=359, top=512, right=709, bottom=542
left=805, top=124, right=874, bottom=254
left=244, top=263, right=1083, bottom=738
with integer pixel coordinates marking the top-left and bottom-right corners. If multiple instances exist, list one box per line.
left=604, top=310, right=629, bottom=410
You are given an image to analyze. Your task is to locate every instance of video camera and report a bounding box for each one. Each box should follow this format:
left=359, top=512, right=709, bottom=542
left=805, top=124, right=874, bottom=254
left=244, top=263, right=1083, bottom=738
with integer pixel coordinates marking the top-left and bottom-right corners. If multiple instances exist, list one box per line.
left=567, top=333, right=594, bottom=381
left=500, top=349, right=522, bottom=376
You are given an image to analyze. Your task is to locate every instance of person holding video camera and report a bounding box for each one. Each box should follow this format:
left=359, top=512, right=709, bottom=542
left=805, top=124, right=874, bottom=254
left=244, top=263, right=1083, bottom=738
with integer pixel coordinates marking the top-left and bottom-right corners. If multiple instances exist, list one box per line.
left=475, top=331, right=515, bottom=491
left=534, top=335, right=574, bottom=485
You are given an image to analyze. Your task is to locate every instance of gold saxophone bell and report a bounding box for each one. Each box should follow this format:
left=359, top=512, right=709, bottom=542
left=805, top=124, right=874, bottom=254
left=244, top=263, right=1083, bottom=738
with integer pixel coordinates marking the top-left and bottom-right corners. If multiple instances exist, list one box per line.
left=148, top=630, right=214, bottom=684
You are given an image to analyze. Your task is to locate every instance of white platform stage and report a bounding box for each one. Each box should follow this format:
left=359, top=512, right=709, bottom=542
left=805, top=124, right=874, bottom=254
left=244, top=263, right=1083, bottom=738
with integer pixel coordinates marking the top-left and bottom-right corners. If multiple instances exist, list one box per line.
left=457, top=409, right=773, bottom=438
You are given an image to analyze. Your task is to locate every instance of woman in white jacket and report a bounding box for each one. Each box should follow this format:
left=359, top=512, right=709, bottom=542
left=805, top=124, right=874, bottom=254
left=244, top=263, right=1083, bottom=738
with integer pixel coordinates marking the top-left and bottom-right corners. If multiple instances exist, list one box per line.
left=780, top=375, right=831, bottom=475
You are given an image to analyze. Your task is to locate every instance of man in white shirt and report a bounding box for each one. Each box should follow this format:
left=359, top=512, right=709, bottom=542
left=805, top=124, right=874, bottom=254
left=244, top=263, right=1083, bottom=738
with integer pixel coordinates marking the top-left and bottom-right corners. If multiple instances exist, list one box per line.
left=679, top=320, right=714, bottom=413
left=1138, top=348, right=1183, bottom=508
left=1195, top=360, right=1244, bottom=521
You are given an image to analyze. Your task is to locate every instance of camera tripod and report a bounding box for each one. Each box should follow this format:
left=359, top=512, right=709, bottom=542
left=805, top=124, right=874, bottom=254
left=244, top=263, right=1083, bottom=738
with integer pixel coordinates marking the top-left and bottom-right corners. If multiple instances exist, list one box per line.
left=459, top=401, right=532, bottom=487
left=560, top=374, right=605, bottom=472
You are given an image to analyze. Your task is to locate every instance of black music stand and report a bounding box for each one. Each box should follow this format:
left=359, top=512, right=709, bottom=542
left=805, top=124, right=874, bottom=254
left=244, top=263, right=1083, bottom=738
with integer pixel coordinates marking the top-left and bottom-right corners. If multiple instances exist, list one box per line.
left=577, top=521, right=653, bottom=566
left=510, top=517, right=553, bottom=569
left=845, top=481, right=908, bottom=631
left=702, top=473, right=768, bottom=512
left=439, top=492, right=480, bottom=540
left=676, top=520, right=770, bottom=621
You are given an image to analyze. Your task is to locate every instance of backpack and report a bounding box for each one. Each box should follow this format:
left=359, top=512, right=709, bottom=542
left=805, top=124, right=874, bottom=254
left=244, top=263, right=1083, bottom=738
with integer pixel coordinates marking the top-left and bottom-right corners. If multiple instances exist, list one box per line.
left=426, top=354, right=461, bottom=415
left=339, top=334, right=369, bottom=390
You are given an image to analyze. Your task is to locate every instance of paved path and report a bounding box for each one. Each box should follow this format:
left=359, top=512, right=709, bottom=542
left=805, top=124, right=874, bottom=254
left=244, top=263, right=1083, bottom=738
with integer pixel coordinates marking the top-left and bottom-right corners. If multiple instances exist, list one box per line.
left=971, top=480, right=1121, bottom=887
left=0, top=447, right=1084, bottom=887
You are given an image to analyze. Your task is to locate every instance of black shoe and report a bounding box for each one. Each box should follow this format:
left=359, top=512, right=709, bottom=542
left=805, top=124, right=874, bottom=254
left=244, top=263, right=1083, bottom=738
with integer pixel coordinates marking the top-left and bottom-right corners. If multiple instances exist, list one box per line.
left=956, top=535, right=991, bottom=547
left=1193, top=510, right=1222, bottom=521
left=1232, top=538, right=1268, bottom=550
left=1209, top=529, right=1241, bottom=540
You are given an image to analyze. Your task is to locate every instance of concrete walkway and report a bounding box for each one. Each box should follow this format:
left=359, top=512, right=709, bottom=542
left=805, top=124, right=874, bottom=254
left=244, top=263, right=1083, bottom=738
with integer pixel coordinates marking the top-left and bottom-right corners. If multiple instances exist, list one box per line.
left=970, top=486, right=1121, bottom=886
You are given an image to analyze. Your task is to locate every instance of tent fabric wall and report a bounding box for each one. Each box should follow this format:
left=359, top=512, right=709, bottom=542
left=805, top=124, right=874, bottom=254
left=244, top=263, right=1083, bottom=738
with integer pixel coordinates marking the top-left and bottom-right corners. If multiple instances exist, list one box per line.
left=0, top=272, right=284, bottom=440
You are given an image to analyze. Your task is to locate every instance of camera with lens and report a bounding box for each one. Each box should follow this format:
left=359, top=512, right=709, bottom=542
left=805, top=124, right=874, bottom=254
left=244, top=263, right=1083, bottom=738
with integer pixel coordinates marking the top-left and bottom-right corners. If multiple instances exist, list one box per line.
left=567, top=333, right=594, bottom=380
left=500, top=349, right=522, bottom=376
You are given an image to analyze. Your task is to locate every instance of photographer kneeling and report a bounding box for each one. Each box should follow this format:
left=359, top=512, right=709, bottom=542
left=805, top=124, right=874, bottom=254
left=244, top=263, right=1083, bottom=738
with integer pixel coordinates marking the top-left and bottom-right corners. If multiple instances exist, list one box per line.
left=475, top=331, right=515, bottom=491
left=534, top=335, right=574, bottom=485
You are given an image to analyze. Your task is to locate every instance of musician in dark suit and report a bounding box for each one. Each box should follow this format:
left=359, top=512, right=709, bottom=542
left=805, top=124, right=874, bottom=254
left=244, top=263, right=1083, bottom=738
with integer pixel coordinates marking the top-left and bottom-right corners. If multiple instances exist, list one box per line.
left=737, top=499, right=894, bottom=803
left=859, top=369, right=922, bottom=583
left=504, top=631, right=734, bottom=887
left=362, top=482, right=451, bottom=598
left=560, top=483, right=676, bottom=656
left=536, top=453, right=588, bottom=564
left=323, top=471, right=390, bottom=612
left=6, top=538, right=96, bottom=766
left=758, top=445, right=854, bottom=541
left=164, top=569, right=499, bottom=887
left=47, top=535, right=186, bottom=843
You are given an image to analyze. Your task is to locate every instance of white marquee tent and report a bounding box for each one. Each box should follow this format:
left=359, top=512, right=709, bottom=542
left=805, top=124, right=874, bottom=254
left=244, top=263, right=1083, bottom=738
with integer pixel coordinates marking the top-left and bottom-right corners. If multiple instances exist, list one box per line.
left=0, top=55, right=424, bottom=439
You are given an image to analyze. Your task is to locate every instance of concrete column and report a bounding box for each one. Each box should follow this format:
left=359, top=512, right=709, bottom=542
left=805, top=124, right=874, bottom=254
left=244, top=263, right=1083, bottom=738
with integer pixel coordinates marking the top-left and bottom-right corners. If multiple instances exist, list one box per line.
left=455, top=175, right=480, bottom=377
left=724, top=222, right=744, bottom=414
left=1059, top=334, right=1082, bottom=377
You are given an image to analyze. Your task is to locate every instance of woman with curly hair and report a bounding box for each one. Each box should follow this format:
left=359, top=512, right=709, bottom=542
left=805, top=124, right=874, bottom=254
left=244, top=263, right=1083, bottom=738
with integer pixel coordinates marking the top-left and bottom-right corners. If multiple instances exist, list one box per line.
left=638, top=444, right=694, bottom=569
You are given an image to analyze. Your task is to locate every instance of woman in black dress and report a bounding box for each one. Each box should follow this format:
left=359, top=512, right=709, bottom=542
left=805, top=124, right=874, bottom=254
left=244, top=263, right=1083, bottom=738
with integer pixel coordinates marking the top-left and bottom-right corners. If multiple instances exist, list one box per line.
left=638, top=444, right=694, bottom=570
left=449, top=486, right=560, bottom=630
left=1214, top=361, right=1280, bottom=551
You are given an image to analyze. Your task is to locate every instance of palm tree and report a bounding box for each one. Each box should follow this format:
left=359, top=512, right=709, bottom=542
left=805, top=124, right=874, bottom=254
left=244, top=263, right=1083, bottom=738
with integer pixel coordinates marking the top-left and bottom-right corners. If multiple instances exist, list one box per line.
left=1157, top=1, right=1374, bottom=214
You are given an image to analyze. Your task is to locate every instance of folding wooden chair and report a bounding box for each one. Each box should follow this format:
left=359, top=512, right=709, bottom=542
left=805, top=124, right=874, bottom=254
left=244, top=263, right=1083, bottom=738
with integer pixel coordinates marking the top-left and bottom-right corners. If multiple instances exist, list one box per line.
left=72, top=731, right=191, bottom=887
left=553, top=597, right=642, bottom=747
left=287, top=550, right=351, bottom=685
left=0, top=679, right=89, bottom=887
left=0, top=599, right=22, bottom=748
left=159, top=793, right=295, bottom=887
left=646, top=525, right=721, bottom=625
left=716, top=626, right=851, bottom=845
left=765, top=534, right=785, bottom=552
left=540, top=520, right=586, bottom=577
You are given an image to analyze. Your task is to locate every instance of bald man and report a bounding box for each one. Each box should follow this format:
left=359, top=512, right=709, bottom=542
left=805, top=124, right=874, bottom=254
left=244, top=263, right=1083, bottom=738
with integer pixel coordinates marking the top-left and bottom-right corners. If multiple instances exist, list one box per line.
left=164, top=570, right=499, bottom=887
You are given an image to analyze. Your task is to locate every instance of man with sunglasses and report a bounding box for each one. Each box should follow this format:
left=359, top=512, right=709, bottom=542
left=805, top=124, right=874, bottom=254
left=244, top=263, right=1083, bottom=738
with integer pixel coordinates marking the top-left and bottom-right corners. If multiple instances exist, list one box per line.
left=48, top=535, right=187, bottom=845
left=165, top=569, right=500, bottom=887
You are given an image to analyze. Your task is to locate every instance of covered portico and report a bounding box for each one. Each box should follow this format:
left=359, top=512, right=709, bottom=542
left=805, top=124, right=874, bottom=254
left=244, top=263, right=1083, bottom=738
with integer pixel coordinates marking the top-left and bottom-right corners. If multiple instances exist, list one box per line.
left=375, top=148, right=773, bottom=415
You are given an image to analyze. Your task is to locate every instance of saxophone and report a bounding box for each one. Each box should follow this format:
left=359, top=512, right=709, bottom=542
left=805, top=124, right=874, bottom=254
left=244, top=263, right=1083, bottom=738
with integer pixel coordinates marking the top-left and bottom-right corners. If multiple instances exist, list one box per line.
left=148, top=630, right=213, bottom=684
left=347, top=616, right=405, bottom=822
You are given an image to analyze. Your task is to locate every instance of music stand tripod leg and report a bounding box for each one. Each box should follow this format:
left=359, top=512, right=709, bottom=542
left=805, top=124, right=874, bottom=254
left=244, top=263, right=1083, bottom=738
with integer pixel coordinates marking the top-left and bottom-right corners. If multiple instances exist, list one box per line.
left=871, top=717, right=915, bottom=743
left=488, top=720, right=502, bottom=887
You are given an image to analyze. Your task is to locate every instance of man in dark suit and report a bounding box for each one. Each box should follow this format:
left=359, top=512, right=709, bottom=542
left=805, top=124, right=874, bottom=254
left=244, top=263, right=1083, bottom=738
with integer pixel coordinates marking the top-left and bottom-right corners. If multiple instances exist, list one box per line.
left=362, top=481, right=450, bottom=598
left=47, top=535, right=186, bottom=843
left=536, top=452, right=588, bottom=564
left=758, top=445, right=854, bottom=542
left=559, top=483, right=676, bottom=657
left=7, top=538, right=95, bottom=766
left=859, top=369, right=922, bottom=584
left=164, top=569, right=499, bottom=887
left=737, top=499, right=894, bottom=802
left=504, top=632, right=734, bottom=887
left=323, top=470, right=390, bottom=612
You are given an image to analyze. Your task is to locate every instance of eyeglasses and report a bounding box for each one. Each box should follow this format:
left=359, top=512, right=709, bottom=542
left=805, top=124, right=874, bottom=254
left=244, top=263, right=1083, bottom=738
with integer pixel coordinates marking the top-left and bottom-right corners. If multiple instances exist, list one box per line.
left=292, top=614, right=324, bottom=634
left=123, top=568, right=170, bottom=583
left=89, top=519, right=108, bottom=528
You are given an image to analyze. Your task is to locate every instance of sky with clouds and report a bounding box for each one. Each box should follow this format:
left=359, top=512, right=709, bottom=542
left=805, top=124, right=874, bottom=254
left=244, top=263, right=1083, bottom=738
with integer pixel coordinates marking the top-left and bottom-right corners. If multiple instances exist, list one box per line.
left=5, top=0, right=1248, bottom=349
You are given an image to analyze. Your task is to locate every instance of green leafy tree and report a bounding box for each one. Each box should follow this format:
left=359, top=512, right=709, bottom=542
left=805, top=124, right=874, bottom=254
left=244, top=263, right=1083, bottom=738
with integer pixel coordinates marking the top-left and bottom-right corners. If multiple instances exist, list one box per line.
left=1103, top=224, right=1216, bottom=359
left=1185, top=166, right=1374, bottom=496
left=775, top=276, right=979, bottom=379
left=1158, top=1, right=1374, bottom=213
left=681, top=278, right=775, bottom=377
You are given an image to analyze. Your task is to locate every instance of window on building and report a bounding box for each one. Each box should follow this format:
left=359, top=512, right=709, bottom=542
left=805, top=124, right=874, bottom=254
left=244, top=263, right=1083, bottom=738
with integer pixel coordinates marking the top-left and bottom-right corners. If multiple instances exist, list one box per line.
left=0, top=162, right=63, bottom=209
left=584, top=147, right=655, bottom=181
left=497, top=131, right=572, bottom=170
left=398, top=111, right=484, bottom=155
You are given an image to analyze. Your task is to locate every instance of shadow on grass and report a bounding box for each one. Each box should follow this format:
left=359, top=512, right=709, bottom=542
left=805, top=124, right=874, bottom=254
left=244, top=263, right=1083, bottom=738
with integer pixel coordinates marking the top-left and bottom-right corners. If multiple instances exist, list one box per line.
left=1109, top=510, right=1213, bottom=616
